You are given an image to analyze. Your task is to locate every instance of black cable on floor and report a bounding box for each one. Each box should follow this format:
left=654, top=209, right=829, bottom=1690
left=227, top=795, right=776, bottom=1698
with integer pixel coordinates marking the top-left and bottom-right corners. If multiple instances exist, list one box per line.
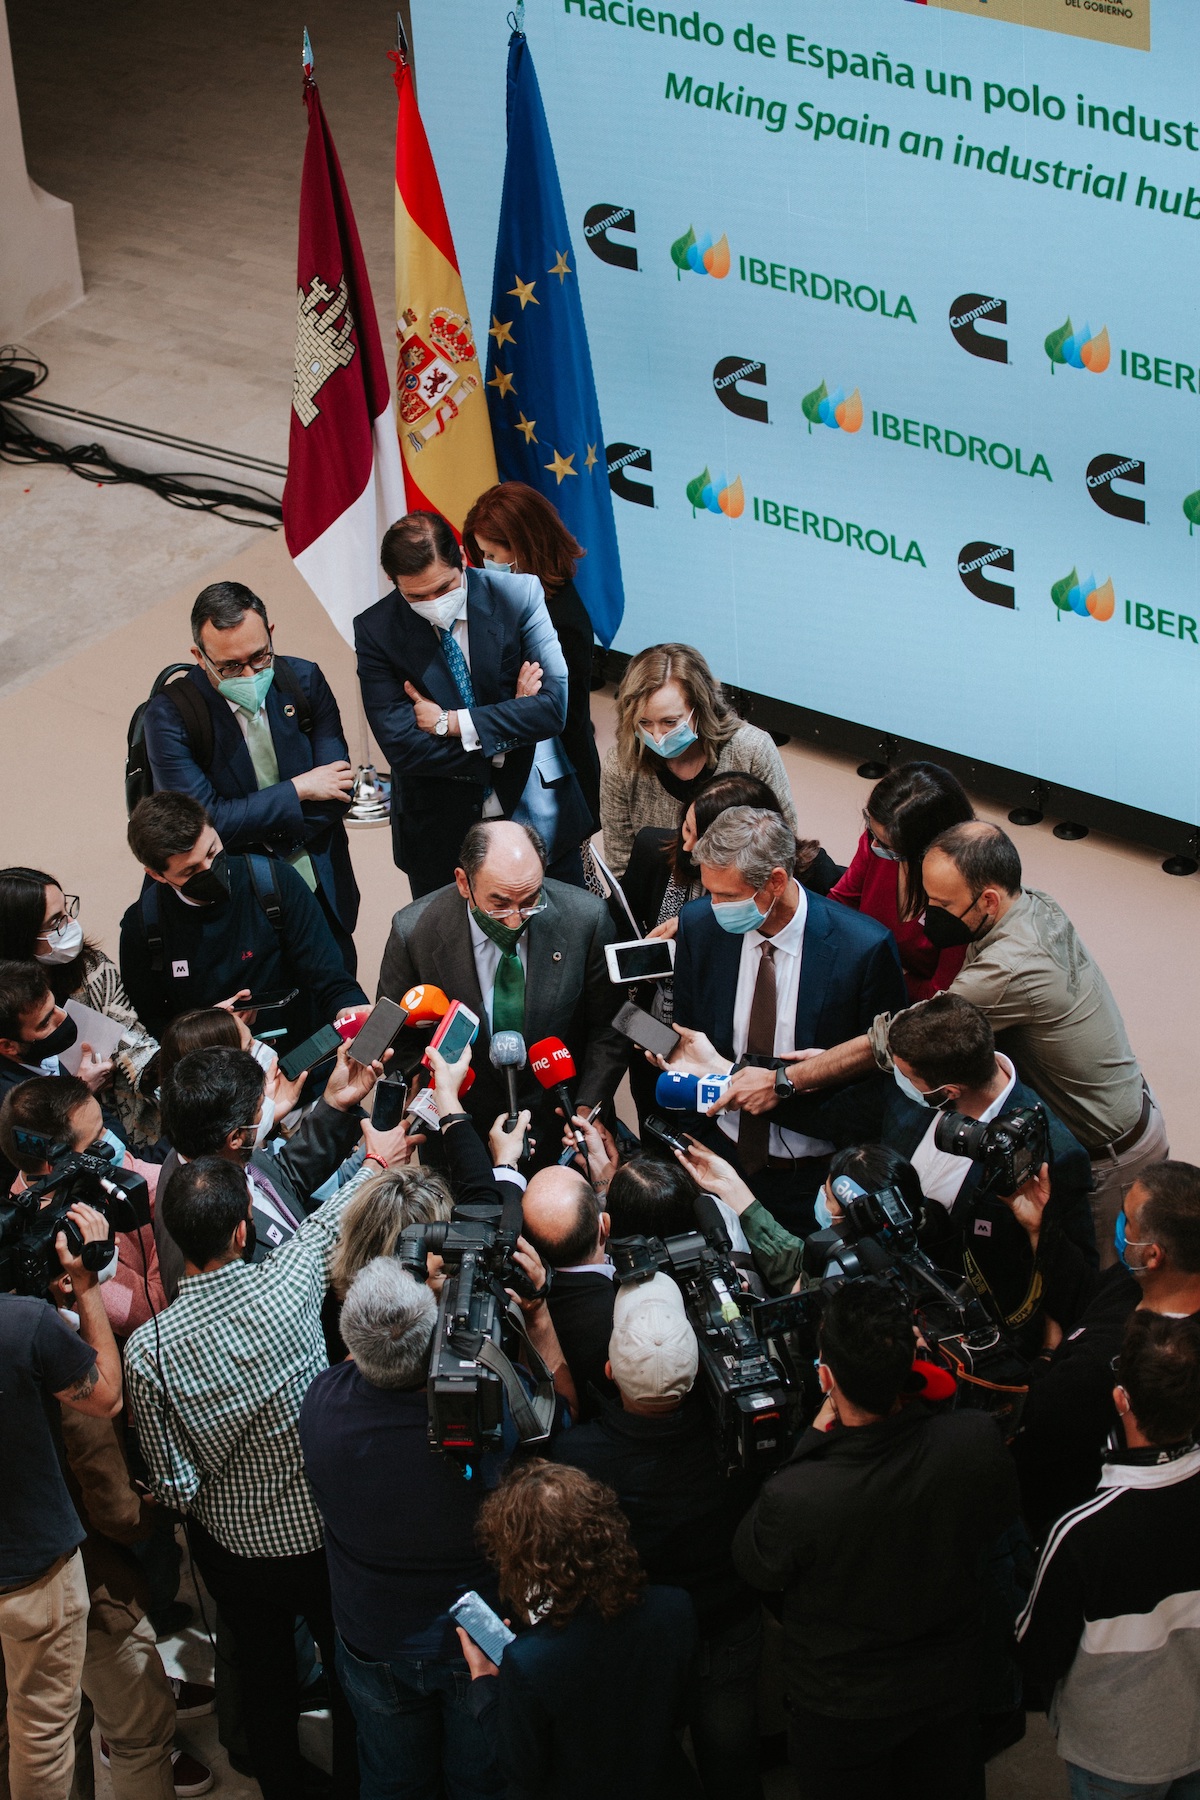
left=0, top=345, right=284, bottom=530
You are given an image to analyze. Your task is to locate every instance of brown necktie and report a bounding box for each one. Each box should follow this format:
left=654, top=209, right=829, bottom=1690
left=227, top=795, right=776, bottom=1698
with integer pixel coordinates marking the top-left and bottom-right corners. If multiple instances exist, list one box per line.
left=738, top=942, right=776, bottom=1176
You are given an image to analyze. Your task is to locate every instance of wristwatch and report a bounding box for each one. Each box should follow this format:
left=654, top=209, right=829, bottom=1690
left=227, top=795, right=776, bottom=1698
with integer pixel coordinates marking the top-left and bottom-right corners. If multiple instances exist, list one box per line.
left=434, top=710, right=450, bottom=738
left=773, top=1064, right=794, bottom=1099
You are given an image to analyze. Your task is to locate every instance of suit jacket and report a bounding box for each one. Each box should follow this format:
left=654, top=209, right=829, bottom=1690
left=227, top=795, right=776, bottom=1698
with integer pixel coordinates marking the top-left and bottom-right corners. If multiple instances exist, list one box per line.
left=143, top=658, right=359, bottom=931
left=153, top=1098, right=362, bottom=1300
left=545, top=579, right=601, bottom=830
left=376, top=877, right=625, bottom=1162
left=671, top=890, right=907, bottom=1136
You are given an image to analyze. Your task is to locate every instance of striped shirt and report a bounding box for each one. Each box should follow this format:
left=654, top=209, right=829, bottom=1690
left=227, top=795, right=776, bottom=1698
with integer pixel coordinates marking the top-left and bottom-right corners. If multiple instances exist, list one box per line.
left=124, top=1163, right=373, bottom=1559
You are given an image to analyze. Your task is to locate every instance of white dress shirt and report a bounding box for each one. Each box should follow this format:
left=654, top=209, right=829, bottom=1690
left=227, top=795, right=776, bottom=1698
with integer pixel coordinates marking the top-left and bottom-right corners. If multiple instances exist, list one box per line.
left=440, top=602, right=505, bottom=818
left=909, top=1054, right=1018, bottom=1210
left=466, top=902, right=531, bottom=1033
left=717, top=883, right=835, bottom=1163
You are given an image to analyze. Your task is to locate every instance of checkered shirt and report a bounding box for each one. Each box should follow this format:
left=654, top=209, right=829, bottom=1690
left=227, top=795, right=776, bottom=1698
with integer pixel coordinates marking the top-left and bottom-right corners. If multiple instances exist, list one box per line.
left=124, top=1162, right=373, bottom=1559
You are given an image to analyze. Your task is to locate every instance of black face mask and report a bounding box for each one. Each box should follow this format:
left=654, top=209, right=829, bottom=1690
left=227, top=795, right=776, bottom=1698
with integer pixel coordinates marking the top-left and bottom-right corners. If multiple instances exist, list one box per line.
left=923, top=901, right=985, bottom=952
left=179, top=851, right=231, bottom=906
left=23, top=1015, right=79, bottom=1062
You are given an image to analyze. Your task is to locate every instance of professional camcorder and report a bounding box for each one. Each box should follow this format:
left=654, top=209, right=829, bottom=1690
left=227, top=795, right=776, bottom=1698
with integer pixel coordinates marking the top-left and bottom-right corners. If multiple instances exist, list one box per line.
left=397, top=1193, right=557, bottom=1467
left=0, top=1139, right=151, bottom=1298
left=802, top=1172, right=1032, bottom=1427
left=933, top=1103, right=1050, bottom=1197
left=610, top=1194, right=804, bottom=1474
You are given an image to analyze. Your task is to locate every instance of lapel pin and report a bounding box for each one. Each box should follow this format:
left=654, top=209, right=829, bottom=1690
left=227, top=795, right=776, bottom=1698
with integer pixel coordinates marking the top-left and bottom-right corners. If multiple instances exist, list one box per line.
left=552, top=951, right=562, bottom=962
left=284, top=703, right=296, bottom=717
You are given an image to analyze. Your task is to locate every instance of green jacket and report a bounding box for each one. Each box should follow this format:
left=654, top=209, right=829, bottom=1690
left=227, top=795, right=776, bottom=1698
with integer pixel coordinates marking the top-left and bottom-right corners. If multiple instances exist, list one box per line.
left=741, top=1200, right=808, bottom=1294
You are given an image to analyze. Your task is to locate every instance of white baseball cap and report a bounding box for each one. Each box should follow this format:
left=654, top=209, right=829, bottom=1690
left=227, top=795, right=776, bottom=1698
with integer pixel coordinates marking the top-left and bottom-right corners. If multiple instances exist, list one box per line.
left=608, top=1273, right=698, bottom=1403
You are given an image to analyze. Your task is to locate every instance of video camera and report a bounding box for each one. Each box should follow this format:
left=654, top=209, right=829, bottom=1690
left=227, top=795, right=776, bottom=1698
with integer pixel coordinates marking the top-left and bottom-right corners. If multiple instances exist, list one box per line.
left=610, top=1194, right=803, bottom=1474
left=0, top=1140, right=152, bottom=1298
left=800, top=1172, right=1031, bottom=1427
left=933, top=1103, right=1049, bottom=1197
left=397, top=1193, right=557, bottom=1467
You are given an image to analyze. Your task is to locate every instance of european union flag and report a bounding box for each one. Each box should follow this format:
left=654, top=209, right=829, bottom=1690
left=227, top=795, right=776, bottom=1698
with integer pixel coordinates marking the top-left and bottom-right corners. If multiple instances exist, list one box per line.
left=485, top=30, right=625, bottom=647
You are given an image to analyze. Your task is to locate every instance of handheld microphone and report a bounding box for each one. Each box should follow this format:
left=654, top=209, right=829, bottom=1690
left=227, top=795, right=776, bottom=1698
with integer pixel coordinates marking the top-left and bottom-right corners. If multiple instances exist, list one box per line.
left=654, top=1070, right=732, bottom=1112
left=529, top=1036, right=590, bottom=1169
left=398, top=984, right=451, bottom=1028
left=489, top=1031, right=528, bottom=1131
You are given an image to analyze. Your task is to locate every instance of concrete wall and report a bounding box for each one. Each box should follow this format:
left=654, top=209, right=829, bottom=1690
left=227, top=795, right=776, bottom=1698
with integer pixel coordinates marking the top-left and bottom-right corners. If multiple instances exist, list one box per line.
left=0, top=0, right=82, bottom=339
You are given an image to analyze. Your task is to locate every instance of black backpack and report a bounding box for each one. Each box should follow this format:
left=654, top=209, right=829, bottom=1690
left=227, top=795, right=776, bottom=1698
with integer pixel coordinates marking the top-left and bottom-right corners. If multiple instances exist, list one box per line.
left=125, top=661, right=313, bottom=815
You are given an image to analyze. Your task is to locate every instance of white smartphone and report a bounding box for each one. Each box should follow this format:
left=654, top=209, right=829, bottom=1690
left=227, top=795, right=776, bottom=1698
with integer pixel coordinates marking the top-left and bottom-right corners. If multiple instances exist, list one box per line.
left=604, top=937, right=676, bottom=985
left=450, top=1590, right=516, bottom=1666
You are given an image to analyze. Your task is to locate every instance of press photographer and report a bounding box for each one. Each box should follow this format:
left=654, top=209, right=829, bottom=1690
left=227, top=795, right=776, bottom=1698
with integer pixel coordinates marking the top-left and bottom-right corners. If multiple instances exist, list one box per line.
left=1, top=1196, right=123, bottom=1799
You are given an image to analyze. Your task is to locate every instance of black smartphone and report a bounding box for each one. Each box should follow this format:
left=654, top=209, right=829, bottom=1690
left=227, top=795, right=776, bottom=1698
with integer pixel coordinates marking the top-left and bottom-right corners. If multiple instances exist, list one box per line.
left=641, top=1112, right=691, bottom=1158
left=348, top=997, right=408, bottom=1067
left=612, top=999, right=681, bottom=1061
left=279, top=1022, right=343, bottom=1082
left=370, top=1077, right=408, bottom=1133
left=231, top=988, right=299, bottom=1015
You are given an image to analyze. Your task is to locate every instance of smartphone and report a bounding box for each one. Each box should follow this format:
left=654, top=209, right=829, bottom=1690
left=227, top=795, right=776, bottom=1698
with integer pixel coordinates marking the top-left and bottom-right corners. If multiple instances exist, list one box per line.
left=370, top=1076, right=408, bottom=1133
left=230, top=988, right=299, bottom=1015
left=611, top=999, right=681, bottom=1061
left=604, top=937, right=676, bottom=985
left=279, top=1022, right=343, bottom=1082
left=347, top=997, right=409, bottom=1067
left=641, top=1112, right=691, bottom=1159
left=449, top=1590, right=515, bottom=1666
left=424, top=1000, right=481, bottom=1069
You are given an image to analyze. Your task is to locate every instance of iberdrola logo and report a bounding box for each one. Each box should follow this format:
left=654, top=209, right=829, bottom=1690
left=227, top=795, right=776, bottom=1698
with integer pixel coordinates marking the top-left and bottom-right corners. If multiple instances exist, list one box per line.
left=1184, top=489, right=1200, bottom=535
left=1051, top=567, right=1115, bottom=622
left=801, top=379, right=863, bottom=434
left=1044, top=317, right=1110, bottom=375
left=686, top=467, right=744, bottom=518
left=670, top=226, right=730, bottom=279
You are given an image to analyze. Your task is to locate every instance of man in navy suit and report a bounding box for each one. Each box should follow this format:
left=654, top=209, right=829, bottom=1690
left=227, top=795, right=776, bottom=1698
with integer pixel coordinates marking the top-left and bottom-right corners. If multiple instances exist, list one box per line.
left=143, top=581, right=360, bottom=974
left=354, top=510, right=569, bottom=899
left=669, top=806, right=906, bottom=1229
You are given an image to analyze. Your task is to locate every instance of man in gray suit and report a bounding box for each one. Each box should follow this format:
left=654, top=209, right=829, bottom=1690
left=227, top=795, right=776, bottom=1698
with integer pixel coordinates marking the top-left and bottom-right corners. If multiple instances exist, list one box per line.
left=378, top=821, right=625, bottom=1166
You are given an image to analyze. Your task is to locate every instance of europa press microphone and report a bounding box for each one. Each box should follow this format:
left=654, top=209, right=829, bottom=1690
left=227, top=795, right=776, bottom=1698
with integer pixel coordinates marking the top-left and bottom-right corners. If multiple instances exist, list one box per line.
left=655, top=1070, right=733, bottom=1112
left=529, top=1036, right=590, bottom=1166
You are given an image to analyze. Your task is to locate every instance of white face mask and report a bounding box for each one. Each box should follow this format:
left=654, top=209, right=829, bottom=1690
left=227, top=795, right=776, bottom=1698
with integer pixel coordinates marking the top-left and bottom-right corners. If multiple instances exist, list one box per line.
left=406, top=579, right=468, bottom=632
left=251, top=1095, right=277, bottom=1148
left=37, top=918, right=84, bottom=965
left=483, top=556, right=515, bottom=574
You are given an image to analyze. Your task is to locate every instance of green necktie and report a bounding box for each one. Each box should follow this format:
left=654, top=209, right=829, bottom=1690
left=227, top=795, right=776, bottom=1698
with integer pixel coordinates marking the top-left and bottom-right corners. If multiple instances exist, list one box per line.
left=472, top=907, right=527, bottom=1034
left=243, top=709, right=317, bottom=892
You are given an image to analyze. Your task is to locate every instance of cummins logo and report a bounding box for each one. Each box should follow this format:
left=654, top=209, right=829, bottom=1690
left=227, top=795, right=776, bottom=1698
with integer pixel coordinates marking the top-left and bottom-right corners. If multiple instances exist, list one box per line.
left=712, top=356, right=768, bottom=423
left=583, top=204, right=638, bottom=271
left=949, top=294, right=1008, bottom=365
left=1086, top=453, right=1146, bottom=524
left=958, top=540, right=1015, bottom=608
left=606, top=442, right=654, bottom=507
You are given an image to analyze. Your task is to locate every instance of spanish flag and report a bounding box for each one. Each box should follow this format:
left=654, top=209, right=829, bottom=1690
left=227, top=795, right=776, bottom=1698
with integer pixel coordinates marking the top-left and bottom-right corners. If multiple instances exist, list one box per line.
left=391, top=47, right=497, bottom=532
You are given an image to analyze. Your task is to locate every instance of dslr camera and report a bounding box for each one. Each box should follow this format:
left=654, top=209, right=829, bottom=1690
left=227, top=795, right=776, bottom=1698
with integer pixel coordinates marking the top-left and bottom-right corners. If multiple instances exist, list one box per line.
left=610, top=1194, right=802, bottom=1474
left=0, top=1138, right=151, bottom=1298
left=933, top=1103, right=1049, bottom=1196
left=397, top=1196, right=556, bottom=1466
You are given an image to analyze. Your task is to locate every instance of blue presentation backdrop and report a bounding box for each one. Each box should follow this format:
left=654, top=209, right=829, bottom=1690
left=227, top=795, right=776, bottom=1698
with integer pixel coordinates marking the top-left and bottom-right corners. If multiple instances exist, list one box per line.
left=410, top=0, right=1199, bottom=825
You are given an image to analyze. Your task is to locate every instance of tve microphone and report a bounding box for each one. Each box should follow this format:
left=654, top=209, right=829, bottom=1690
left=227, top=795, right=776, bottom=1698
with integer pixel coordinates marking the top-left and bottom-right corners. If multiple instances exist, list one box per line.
left=529, top=1036, right=589, bottom=1166
left=654, top=1070, right=732, bottom=1112
left=489, top=1031, right=527, bottom=1131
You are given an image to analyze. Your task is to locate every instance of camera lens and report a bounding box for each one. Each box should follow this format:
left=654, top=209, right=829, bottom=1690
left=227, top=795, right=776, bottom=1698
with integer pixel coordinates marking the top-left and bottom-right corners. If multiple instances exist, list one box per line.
left=933, top=1109, right=991, bottom=1161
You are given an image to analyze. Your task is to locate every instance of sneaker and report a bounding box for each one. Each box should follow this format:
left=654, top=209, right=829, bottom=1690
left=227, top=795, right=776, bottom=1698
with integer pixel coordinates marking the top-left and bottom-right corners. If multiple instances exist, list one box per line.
left=169, top=1677, right=215, bottom=1718
left=171, top=1749, right=214, bottom=1797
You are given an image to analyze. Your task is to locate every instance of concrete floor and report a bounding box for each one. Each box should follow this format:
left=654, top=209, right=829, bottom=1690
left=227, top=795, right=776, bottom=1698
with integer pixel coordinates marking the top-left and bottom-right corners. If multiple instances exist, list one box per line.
left=0, top=6, right=1186, bottom=1797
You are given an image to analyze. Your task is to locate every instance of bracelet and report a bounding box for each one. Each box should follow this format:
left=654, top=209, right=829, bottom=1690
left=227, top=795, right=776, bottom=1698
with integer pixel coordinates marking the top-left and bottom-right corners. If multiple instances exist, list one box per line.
left=364, top=1152, right=389, bottom=1171
left=439, top=1112, right=472, bottom=1128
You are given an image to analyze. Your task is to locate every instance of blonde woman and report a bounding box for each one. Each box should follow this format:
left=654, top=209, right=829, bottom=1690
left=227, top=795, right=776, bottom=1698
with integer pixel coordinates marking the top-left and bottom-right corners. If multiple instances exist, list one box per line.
left=328, top=1163, right=454, bottom=1302
left=599, top=644, right=797, bottom=874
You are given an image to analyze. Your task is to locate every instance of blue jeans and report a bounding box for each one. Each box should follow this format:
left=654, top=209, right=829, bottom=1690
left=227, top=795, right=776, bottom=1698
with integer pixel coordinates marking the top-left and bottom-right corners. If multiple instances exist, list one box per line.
left=1067, top=1768, right=1200, bottom=1800
left=335, top=1635, right=504, bottom=1800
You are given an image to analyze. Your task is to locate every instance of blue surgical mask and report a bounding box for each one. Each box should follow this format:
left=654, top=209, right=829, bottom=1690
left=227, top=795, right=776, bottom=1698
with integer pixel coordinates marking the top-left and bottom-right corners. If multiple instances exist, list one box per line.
left=218, top=667, right=275, bottom=715
left=869, top=841, right=903, bottom=863
left=639, top=714, right=698, bottom=760
left=483, top=556, right=515, bottom=574
left=1115, top=1210, right=1153, bottom=1276
left=894, top=1068, right=950, bottom=1109
left=711, top=893, right=769, bottom=936
left=814, top=1188, right=834, bottom=1230
left=90, top=1129, right=127, bottom=1164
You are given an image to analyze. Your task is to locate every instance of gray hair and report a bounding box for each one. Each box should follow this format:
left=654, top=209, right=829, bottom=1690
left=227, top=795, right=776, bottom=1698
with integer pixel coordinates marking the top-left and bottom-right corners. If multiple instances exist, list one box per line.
left=458, top=819, right=547, bottom=881
left=692, top=807, right=796, bottom=890
left=340, top=1258, right=436, bottom=1390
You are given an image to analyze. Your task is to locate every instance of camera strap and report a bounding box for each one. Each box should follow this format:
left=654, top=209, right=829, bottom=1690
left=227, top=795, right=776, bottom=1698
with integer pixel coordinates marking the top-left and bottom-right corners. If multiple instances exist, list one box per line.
left=465, top=1304, right=558, bottom=1444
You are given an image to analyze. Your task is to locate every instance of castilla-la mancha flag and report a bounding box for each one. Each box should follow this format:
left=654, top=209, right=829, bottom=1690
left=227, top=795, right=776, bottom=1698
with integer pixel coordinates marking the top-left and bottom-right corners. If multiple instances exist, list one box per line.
left=391, top=45, right=497, bottom=532
left=283, top=47, right=404, bottom=644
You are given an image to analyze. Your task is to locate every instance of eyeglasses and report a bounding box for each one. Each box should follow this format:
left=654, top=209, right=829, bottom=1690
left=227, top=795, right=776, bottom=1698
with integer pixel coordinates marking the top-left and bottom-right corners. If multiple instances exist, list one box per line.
left=862, top=811, right=893, bottom=852
left=43, top=894, right=80, bottom=934
left=201, top=643, right=274, bottom=681
left=469, top=881, right=547, bottom=922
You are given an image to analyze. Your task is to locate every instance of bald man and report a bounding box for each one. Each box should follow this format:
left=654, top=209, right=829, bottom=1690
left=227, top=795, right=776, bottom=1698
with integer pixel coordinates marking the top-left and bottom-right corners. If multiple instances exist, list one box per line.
left=377, top=820, right=624, bottom=1167
left=521, top=1163, right=617, bottom=1419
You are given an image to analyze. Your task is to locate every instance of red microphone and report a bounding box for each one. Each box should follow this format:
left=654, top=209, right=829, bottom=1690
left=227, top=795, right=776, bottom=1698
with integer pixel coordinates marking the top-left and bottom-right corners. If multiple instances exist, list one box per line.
left=529, top=1037, right=589, bottom=1168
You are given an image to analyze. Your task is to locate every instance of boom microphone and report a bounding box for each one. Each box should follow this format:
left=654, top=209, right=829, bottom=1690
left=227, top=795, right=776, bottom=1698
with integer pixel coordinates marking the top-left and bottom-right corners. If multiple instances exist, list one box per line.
left=489, top=1031, right=528, bottom=1132
left=529, top=1036, right=589, bottom=1167
left=655, top=1070, right=733, bottom=1112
